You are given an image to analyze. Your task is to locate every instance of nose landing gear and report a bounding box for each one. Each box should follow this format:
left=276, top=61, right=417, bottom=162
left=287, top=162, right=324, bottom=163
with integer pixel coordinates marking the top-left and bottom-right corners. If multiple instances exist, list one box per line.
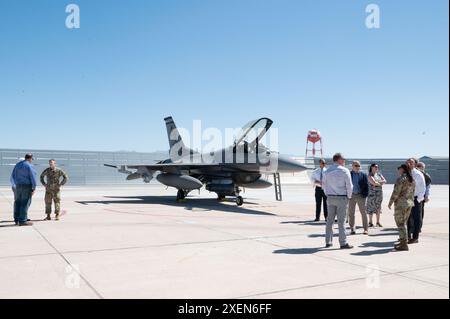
left=235, top=186, right=244, bottom=206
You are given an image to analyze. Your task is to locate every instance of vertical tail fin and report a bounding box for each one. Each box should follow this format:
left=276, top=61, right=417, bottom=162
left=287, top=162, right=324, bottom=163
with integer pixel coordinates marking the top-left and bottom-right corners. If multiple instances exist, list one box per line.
left=164, top=116, right=186, bottom=149
left=164, top=116, right=192, bottom=161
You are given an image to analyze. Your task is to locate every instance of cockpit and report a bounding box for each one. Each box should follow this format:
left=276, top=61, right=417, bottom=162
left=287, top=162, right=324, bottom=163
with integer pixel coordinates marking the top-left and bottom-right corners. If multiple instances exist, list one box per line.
left=234, top=117, right=273, bottom=147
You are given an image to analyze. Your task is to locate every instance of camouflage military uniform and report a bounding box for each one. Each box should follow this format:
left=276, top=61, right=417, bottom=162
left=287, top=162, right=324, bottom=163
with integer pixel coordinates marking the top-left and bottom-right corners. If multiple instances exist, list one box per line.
left=388, top=174, right=415, bottom=241
left=40, top=167, right=68, bottom=217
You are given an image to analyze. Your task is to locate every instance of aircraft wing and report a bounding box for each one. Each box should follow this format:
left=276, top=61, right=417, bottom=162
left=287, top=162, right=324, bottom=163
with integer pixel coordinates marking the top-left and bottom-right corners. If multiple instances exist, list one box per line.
left=126, top=163, right=220, bottom=170
left=104, top=162, right=262, bottom=182
left=104, top=162, right=238, bottom=182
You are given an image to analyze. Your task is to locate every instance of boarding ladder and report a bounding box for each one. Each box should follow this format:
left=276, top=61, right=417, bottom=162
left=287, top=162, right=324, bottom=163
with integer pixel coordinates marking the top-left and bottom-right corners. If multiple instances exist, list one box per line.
left=273, top=173, right=282, bottom=201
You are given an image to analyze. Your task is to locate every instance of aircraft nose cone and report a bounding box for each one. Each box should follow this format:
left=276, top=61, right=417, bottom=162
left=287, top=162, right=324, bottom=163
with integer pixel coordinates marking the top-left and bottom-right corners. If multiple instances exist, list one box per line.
left=277, top=155, right=307, bottom=173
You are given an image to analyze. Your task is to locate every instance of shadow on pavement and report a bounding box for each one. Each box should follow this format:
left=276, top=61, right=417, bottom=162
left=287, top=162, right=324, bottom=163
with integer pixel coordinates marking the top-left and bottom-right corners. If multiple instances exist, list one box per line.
left=350, top=241, right=397, bottom=256
left=360, top=241, right=397, bottom=248
left=273, top=247, right=340, bottom=254
left=368, top=232, right=398, bottom=237
left=0, top=219, right=45, bottom=228
left=76, top=195, right=275, bottom=216
left=351, top=248, right=395, bottom=256
left=380, top=228, right=399, bottom=232
left=0, top=224, right=17, bottom=228
left=281, top=220, right=326, bottom=226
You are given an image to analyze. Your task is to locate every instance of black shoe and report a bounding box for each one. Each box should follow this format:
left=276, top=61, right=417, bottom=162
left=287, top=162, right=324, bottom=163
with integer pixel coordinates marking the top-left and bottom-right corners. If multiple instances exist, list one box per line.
left=19, top=221, right=33, bottom=226
left=340, top=244, right=354, bottom=249
left=369, top=223, right=374, bottom=227
left=314, top=218, right=320, bottom=222
left=350, top=229, right=356, bottom=235
left=325, top=243, right=333, bottom=248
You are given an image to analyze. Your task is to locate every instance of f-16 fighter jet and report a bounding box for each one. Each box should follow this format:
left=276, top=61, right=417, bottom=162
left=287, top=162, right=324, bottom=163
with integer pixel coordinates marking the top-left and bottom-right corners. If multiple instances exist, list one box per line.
left=106, top=117, right=306, bottom=206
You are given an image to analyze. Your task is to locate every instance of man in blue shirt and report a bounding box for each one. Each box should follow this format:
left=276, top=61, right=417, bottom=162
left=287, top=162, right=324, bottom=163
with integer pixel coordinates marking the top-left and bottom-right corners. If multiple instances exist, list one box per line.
left=348, top=161, right=369, bottom=235
left=10, top=154, right=37, bottom=226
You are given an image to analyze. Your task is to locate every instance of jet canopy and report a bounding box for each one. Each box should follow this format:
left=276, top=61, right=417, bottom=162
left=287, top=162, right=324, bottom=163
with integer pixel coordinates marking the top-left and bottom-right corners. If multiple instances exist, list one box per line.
left=234, top=117, right=273, bottom=146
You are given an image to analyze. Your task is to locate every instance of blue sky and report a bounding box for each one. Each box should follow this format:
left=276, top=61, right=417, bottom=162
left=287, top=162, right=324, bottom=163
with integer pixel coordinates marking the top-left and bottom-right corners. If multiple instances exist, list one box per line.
left=0, top=0, right=448, bottom=158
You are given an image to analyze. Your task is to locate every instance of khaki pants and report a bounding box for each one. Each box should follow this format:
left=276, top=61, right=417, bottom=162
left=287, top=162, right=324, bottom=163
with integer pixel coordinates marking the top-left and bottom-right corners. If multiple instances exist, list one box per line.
left=326, top=196, right=349, bottom=246
left=395, top=206, right=412, bottom=241
left=348, top=193, right=368, bottom=231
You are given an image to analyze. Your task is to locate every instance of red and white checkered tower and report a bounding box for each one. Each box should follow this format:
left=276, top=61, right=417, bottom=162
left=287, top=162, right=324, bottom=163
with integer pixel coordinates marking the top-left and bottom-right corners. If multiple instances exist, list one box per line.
left=305, top=129, right=323, bottom=159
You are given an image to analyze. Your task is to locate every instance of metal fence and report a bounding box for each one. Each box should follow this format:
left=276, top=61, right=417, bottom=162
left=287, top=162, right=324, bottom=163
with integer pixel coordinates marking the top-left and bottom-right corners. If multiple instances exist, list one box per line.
left=2, top=149, right=448, bottom=186
left=0, top=149, right=168, bottom=186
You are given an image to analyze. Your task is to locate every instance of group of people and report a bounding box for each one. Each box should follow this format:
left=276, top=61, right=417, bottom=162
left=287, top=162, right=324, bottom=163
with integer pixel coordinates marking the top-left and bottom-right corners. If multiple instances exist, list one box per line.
left=8, top=152, right=433, bottom=253
left=311, top=153, right=431, bottom=251
left=9, top=154, right=69, bottom=226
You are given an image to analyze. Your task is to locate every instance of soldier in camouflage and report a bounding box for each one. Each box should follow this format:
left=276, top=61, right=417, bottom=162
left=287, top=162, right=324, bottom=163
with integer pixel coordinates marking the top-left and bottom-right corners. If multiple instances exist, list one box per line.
left=40, top=159, right=68, bottom=221
left=388, top=164, right=415, bottom=251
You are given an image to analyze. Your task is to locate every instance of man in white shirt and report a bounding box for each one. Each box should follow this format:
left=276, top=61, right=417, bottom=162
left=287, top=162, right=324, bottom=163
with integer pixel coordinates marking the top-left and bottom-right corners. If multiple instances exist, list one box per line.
left=417, top=162, right=432, bottom=221
left=322, top=153, right=353, bottom=249
left=406, top=158, right=426, bottom=244
left=310, top=159, right=328, bottom=221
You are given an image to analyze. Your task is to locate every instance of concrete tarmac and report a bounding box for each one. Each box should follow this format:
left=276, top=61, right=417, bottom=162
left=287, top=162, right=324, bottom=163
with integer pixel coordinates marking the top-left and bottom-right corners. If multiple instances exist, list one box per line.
left=0, top=184, right=448, bottom=299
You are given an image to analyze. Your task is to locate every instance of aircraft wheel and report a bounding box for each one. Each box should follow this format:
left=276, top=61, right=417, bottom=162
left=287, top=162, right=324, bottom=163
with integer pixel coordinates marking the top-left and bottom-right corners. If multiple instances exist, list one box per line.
left=236, top=196, right=244, bottom=206
left=177, top=189, right=186, bottom=201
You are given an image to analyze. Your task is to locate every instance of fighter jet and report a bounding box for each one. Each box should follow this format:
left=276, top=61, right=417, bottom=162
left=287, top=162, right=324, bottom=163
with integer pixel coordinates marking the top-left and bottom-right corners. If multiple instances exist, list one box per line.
left=105, top=117, right=306, bottom=206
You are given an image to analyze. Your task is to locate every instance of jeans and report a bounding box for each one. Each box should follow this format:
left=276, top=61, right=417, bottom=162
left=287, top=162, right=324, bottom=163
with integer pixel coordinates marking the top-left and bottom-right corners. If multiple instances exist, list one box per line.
left=13, top=184, right=33, bottom=224
left=12, top=187, right=17, bottom=217
left=325, top=196, right=349, bottom=246
left=315, top=187, right=328, bottom=220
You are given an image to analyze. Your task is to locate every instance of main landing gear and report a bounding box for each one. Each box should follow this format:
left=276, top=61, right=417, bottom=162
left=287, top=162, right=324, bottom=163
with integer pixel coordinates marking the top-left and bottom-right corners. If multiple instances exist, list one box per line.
left=177, top=189, right=188, bottom=201
left=216, top=194, right=244, bottom=206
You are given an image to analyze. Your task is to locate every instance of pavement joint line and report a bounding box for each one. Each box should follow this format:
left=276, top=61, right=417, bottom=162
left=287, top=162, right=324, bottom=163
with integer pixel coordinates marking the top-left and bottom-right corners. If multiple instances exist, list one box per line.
left=0, top=190, right=104, bottom=298
left=252, top=237, right=450, bottom=290
left=31, top=226, right=104, bottom=299
left=56, top=233, right=309, bottom=255
left=99, top=205, right=276, bottom=219
left=0, top=229, right=302, bottom=260
left=101, top=202, right=450, bottom=241
left=1, top=187, right=448, bottom=298
left=388, top=264, right=450, bottom=289
left=0, top=252, right=60, bottom=260
left=234, top=273, right=397, bottom=299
